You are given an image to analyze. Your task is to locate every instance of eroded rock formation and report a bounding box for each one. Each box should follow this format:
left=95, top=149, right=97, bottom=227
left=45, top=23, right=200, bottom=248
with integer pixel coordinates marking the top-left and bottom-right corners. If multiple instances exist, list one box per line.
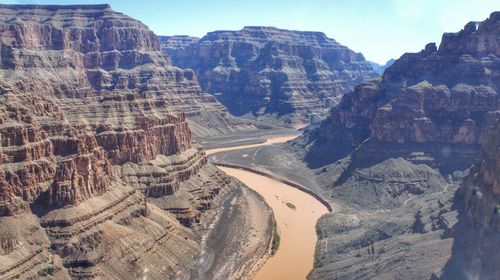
left=163, top=26, right=377, bottom=126
left=0, top=4, right=249, bottom=279
left=293, top=12, right=499, bottom=279
left=440, top=119, right=500, bottom=280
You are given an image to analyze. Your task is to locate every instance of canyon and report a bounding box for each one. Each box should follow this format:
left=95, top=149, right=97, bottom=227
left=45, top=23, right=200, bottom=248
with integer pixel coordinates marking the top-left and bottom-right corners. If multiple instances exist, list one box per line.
left=0, top=3, right=498, bottom=280
left=0, top=4, right=272, bottom=279
left=161, top=27, right=377, bottom=126
left=210, top=11, right=499, bottom=280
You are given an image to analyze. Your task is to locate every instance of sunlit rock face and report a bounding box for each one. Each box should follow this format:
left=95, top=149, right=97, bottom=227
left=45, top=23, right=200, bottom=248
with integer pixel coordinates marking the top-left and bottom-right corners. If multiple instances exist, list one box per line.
left=302, top=12, right=499, bottom=280
left=163, top=26, right=377, bottom=125
left=0, top=4, right=255, bottom=138
left=317, top=12, right=499, bottom=148
left=0, top=4, right=233, bottom=278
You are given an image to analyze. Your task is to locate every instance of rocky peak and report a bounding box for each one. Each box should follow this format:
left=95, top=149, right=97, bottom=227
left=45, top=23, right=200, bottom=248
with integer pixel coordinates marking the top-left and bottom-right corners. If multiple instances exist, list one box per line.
left=385, top=12, right=499, bottom=89
left=439, top=13, right=499, bottom=57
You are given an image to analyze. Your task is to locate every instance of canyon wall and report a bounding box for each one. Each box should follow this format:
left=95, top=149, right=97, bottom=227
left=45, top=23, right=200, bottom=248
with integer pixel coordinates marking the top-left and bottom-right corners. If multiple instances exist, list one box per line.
left=299, top=12, right=499, bottom=279
left=0, top=4, right=241, bottom=279
left=163, top=27, right=377, bottom=126
left=440, top=119, right=500, bottom=279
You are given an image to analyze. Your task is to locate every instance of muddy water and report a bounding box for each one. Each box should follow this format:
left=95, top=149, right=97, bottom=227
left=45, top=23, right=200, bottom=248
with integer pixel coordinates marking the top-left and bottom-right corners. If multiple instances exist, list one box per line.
left=218, top=167, right=328, bottom=280
left=207, top=135, right=329, bottom=280
left=205, top=135, right=299, bottom=155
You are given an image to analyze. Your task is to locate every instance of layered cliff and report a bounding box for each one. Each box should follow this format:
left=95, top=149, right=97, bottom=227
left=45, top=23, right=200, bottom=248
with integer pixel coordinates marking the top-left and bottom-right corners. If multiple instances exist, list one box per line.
left=164, top=26, right=377, bottom=126
left=295, top=12, right=500, bottom=279
left=315, top=13, right=499, bottom=150
left=0, top=4, right=259, bottom=279
left=159, top=35, right=199, bottom=55
left=0, top=4, right=255, bottom=138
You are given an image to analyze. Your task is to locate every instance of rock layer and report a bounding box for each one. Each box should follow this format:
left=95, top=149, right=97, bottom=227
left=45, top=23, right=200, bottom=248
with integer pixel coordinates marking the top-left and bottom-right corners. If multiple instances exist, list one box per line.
left=163, top=26, right=377, bottom=125
left=0, top=4, right=247, bottom=279
left=0, top=4, right=255, bottom=138
left=298, top=12, right=499, bottom=279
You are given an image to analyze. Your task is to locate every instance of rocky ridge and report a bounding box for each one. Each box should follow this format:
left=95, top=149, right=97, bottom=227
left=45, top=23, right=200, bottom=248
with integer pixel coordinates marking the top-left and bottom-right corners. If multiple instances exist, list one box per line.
left=159, top=35, right=200, bottom=55
left=0, top=4, right=255, bottom=138
left=163, top=26, right=377, bottom=126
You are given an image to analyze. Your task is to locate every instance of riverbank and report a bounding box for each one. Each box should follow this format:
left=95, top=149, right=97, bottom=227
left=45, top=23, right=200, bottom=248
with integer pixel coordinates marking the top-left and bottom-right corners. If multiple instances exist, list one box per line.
left=214, top=163, right=332, bottom=213
left=205, top=135, right=300, bottom=156
left=186, top=182, right=275, bottom=279
left=218, top=166, right=329, bottom=280
left=205, top=133, right=331, bottom=280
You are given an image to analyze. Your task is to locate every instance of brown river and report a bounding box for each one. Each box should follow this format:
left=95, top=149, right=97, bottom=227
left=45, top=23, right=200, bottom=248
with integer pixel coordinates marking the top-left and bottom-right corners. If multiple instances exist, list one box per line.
left=207, top=136, right=329, bottom=280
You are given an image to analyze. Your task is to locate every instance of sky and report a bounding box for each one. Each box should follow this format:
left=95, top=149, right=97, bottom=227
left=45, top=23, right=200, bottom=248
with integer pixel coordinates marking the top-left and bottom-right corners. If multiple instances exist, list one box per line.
left=2, top=0, right=499, bottom=64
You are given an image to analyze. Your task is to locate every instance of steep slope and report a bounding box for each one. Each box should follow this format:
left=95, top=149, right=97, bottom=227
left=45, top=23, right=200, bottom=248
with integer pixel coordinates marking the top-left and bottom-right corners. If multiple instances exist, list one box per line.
left=163, top=27, right=377, bottom=126
left=440, top=119, right=500, bottom=280
left=290, top=12, right=499, bottom=279
left=0, top=4, right=269, bottom=279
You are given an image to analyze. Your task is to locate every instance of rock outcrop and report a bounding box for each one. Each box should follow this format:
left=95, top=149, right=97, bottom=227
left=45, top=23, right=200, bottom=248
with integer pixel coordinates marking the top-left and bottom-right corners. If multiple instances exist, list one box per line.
left=164, top=26, right=377, bottom=126
left=440, top=119, right=500, bottom=280
left=0, top=4, right=258, bottom=279
left=316, top=13, right=499, bottom=150
left=293, top=12, right=500, bottom=279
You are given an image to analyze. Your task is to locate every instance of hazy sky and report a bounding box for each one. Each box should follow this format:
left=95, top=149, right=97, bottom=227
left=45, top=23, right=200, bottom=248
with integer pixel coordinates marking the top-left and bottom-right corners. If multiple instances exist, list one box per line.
left=3, top=0, right=499, bottom=64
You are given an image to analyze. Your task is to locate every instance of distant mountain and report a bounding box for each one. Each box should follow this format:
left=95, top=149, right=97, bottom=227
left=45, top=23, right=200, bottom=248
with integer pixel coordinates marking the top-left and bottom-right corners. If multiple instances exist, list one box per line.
left=367, top=58, right=396, bottom=74
left=162, top=26, right=377, bottom=126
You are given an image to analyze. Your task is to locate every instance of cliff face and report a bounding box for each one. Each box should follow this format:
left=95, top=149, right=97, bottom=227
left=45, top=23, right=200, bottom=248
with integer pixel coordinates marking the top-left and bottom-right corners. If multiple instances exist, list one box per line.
left=302, top=12, right=500, bottom=279
left=317, top=13, right=499, bottom=149
left=159, top=35, right=200, bottom=55
left=0, top=5, right=236, bottom=279
left=461, top=119, right=500, bottom=278
left=164, top=26, right=377, bottom=126
left=464, top=121, right=500, bottom=231
left=0, top=4, right=255, bottom=138
left=440, top=119, right=500, bottom=280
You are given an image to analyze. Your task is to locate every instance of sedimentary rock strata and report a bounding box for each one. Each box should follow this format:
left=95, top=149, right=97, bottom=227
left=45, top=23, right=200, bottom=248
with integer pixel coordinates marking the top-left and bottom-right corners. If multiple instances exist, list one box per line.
left=159, top=35, right=200, bottom=57
left=164, top=26, right=377, bottom=126
left=0, top=4, right=255, bottom=138
left=0, top=4, right=259, bottom=279
left=293, top=12, right=499, bottom=279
